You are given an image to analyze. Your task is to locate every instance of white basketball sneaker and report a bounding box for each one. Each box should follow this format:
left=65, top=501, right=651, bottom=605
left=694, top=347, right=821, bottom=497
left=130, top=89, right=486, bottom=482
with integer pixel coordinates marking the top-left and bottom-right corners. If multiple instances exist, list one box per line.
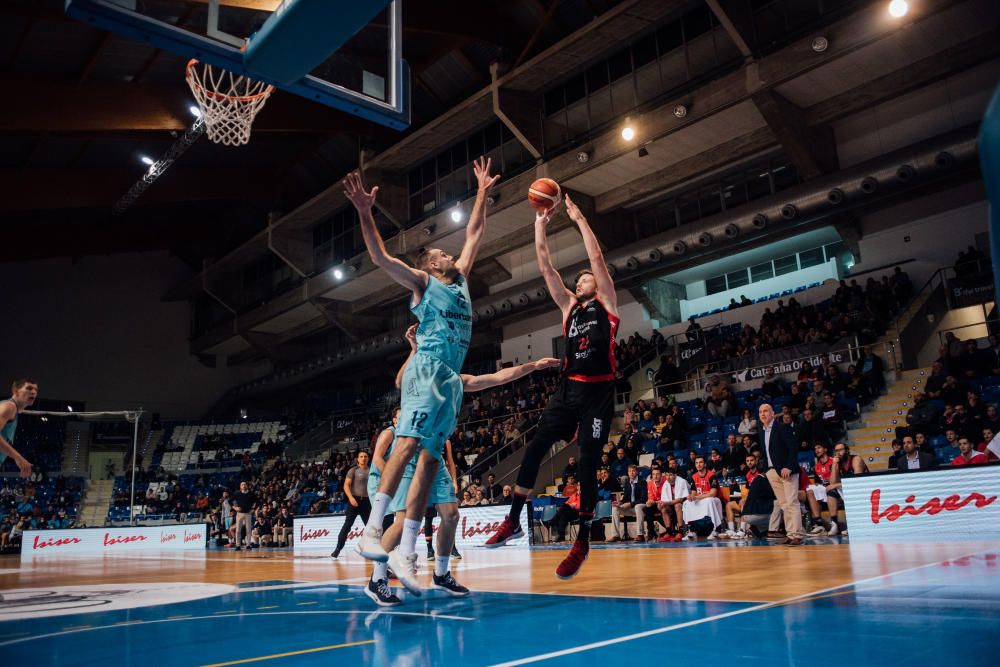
left=356, top=525, right=388, bottom=562
left=387, top=548, right=422, bottom=596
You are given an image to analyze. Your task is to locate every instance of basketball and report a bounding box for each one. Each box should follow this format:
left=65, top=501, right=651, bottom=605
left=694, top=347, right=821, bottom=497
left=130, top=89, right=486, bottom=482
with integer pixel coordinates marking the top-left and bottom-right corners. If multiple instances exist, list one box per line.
left=528, top=178, right=561, bottom=210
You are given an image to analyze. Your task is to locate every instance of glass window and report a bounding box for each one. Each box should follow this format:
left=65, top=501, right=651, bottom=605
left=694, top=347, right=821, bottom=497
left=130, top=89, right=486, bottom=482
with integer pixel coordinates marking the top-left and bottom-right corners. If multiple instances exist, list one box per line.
left=771, top=163, right=798, bottom=191
left=657, top=20, right=683, bottom=53
left=746, top=168, right=772, bottom=200
left=484, top=121, right=502, bottom=151
left=544, top=86, right=564, bottom=115
left=684, top=5, right=713, bottom=40
left=721, top=176, right=748, bottom=210
left=677, top=196, right=700, bottom=225
left=706, top=275, right=728, bottom=295
left=798, top=247, right=825, bottom=269
left=450, top=142, right=467, bottom=169
left=564, top=74, right=586, bottom=105
left=699, top=186, right=723, bottom=218
left=726, top=269, right=750, bottom=289
left=750, top=262, right=774, bottom=282
left=586, top=62, right=609, bottom=92
left=774, top=254, right=798, bottom=276
left=608, top=48, right=632, bottom=81
left=632, top=33, right=657, bottom=68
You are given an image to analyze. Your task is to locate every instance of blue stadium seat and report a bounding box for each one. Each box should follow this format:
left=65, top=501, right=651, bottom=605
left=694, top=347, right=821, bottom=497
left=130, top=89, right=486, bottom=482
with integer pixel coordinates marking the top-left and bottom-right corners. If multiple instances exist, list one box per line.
left=930, top=435, right=948, bottom=447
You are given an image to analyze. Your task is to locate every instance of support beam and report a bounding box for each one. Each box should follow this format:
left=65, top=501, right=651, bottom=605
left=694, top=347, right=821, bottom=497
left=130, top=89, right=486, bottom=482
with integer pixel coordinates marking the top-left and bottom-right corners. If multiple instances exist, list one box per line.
left=365, top=168, right=409, bottom=230
left=76, top=31, right=113, bottom=85
left=268, top=223, right=313, bottom=278
left=750, top=88, right=838, bottom=179
left=514, top=0, right=563, bottom=68
left=705, top=0, right=753, bottom=60
left=309, top=297, right=385, bottom=341
left=491, top=63, right=543, bottom=159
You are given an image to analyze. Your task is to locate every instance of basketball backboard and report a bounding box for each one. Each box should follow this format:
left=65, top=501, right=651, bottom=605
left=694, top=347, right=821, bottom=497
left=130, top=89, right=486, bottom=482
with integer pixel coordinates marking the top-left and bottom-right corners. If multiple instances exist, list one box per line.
left=64, top=0, right=410, bottom=130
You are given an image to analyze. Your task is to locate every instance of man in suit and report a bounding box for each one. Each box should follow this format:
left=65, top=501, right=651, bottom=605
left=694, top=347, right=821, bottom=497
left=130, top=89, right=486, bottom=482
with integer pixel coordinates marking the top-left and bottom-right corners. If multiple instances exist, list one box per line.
left=610, top=464, right=648, bottom=541
left=895, top=435, right=937, bottom=472
left=759, top=403, right=805, bottom=546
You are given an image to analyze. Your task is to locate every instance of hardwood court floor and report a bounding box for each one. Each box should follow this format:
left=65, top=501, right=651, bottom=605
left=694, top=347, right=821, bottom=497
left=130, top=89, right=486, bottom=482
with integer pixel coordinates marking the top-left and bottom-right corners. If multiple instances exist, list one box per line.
left=2, top=539, right=999, bottom=666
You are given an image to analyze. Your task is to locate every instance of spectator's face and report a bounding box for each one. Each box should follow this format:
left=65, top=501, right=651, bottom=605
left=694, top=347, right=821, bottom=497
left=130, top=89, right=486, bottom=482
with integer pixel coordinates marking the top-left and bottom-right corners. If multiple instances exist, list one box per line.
left=616, top=449, right=625, bottom=459
left=985, top=429, right=995, bottom=442
left=902, top=437, right=916, bottom=454
left=833, top=444, right=848, bottom=458
left=567, top=457, right=576, bottom=466
left=758, top=404, right=774, bottom=426
left=651, top=469, right=662, bottom=483
left=695, top=458, right=705, bottom=472
left=745, top=455, right=757, bottom=470
left=727, top=435, right=736, bottom=447
left=814, top=443, right=827, bottom=458
left=357, top=452, right=369, bottom=466
left=239, top=483, right=247, bottom=492
left=488, top=474, right=495, bottom=483
left=915, top=433, right=926, bottom=446
left=958, top=438, right=973, bottom=455
left=804, top=410, right=813, bottom=421
left=824, top=395, right=834, bottom=406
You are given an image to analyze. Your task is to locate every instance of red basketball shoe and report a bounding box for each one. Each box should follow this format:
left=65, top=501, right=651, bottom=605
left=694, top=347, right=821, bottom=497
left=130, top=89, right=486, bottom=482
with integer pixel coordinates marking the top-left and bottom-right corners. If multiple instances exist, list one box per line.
left=555, top=539, right=590, bottom=580
left=484, top=517, right=524, bottom=548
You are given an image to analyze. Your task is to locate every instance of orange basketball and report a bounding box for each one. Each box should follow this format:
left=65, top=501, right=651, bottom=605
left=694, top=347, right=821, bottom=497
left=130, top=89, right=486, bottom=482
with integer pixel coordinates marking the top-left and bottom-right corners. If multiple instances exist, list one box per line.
left=528, top=178, right=561, bottom=210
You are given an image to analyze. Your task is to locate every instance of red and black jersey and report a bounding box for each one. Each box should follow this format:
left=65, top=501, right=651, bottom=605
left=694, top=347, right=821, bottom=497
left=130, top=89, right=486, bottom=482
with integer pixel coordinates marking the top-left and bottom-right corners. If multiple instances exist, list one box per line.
left=813, top=456, right=835, bottom=483
left=563, top=298, right=620, bottom=382
left=692, top=470, right=719, bottom=495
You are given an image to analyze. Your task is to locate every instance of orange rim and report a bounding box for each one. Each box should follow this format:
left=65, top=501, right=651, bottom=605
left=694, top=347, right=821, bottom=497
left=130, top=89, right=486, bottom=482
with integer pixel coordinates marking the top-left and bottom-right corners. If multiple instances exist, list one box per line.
left=185, top=59, right=274, bottom=104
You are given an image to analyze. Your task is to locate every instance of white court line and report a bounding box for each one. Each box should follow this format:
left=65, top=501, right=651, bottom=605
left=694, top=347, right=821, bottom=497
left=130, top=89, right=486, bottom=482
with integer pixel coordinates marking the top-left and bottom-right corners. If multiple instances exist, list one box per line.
left=0, top=609, right=476, bottom=648
left=488, top=549, right=991, bottom=667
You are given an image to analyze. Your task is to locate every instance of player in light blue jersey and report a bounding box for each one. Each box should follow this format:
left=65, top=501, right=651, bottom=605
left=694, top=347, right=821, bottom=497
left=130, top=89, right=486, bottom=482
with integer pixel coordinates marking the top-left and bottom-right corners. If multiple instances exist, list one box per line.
left=344, top=157, right=499, bottom=575
left=0, top=378, right=37, bottom=478
left=362, top=325, right=558, bottom=605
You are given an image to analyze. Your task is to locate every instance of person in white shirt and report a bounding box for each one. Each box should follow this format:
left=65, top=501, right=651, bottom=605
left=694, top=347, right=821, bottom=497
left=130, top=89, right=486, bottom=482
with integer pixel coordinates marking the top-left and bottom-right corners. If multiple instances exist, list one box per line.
left=656, top=470, right=689, bottom=541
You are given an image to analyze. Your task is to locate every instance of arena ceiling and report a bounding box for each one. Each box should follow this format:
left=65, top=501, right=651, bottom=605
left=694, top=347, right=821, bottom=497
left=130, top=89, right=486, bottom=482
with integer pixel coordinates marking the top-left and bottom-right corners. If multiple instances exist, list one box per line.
left=3, top=0, right=999, bottom=379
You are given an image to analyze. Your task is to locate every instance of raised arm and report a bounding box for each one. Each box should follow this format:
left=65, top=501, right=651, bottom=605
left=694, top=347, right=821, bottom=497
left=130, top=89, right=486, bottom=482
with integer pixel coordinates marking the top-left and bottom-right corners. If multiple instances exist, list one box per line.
left=535, top=206, right=574, bottom=315
left=395, top=324, right=419, bottom=389
left=344, top=172, right=427, bottom=300
left=455, top=156, right=500, bottom=277
left=461, top=358, right=561, bottom=393
left=564, top=194, right=618, bottom=316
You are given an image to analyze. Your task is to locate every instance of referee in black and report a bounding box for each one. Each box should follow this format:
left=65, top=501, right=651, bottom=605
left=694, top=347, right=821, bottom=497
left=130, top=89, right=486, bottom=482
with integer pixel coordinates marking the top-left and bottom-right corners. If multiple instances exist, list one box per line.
left=331, top=451, right=371, bottom=558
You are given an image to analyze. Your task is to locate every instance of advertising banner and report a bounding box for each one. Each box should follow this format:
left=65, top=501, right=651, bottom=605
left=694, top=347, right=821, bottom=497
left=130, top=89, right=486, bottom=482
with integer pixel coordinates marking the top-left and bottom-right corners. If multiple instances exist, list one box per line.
left=293, top=504, right=530, bottom=555
left=22, top=524, right=207, bottom=557
left=841, top=465, right=1000, bottom=542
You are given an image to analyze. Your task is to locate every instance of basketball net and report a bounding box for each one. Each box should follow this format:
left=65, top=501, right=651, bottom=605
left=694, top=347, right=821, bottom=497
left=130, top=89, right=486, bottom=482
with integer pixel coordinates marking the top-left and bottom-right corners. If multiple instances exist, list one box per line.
left=185, top=59, right=274, bottom=146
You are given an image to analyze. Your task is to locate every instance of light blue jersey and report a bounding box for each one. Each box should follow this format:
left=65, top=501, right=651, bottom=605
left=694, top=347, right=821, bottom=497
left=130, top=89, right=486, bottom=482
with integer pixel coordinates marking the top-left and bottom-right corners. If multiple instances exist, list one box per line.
left=412, top=274, right=472, bottom=374
left=0, top=399, right=17, bottom=464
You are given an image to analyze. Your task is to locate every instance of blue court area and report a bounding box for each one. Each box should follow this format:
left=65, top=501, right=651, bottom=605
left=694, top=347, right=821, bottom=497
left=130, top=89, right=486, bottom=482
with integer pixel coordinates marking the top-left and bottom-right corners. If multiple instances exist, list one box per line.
left=2, top=549, right=999, bottom=666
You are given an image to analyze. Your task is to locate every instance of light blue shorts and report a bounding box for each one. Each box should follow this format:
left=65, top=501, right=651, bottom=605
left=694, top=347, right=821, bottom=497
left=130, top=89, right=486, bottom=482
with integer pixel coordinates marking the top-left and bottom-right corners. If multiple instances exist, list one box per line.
left=366, top=469, right=381, bottom=499
left=388, top=451, right=457, bottom=514
left=395, top=352, right=463, bottom=460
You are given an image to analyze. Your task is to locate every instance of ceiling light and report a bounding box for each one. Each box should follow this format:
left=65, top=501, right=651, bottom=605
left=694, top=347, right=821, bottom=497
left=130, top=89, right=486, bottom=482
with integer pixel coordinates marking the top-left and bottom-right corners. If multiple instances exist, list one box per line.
left=450, top=208, right=463, bottom=223
left=333, top=268, right=344, bottom=280
left=577, top=151, right=590, bottom=163
left=673, top=105, right=688, bottom=118
left=423, top=223, right=436, bottom=236
left=638, top=147, right=649, bottom=158
left=189, top=105, right=202, bottom=118
left=140, top=156, right=154, bottom=165
left=621, top=125, right=635, bottom=141
left=812, top=36, right=829, bottom=52
left=66, top=405, right=74, bottom=412
left=888, top=0, right=908, bottom=18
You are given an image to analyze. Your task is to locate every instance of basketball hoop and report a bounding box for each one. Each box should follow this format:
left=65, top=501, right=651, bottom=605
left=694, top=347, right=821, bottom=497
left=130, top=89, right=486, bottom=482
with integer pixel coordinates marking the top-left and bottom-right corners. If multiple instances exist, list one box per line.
left=185, top=59, right=274, bottom=146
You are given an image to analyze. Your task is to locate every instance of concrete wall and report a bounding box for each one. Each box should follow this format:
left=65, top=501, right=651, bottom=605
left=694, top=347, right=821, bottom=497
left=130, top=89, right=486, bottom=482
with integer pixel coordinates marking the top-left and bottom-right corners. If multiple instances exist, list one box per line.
left=0, top=252, right=266, bottom=420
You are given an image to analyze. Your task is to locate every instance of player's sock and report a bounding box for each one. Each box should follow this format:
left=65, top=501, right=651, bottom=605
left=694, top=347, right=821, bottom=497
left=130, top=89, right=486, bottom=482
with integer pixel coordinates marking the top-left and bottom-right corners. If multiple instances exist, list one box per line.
left=368, top=492, right=393, bottom=528
left=373, top=561, right=389, bottom=581
left=507, top=493, right=528, bottom=528
left=577, top=511, right=593, bottom=543
left=727, top=521, right=735, bottom=532
left=435, top=556, right=450, bottom=577
left=400, top=518, right=422, bottom=555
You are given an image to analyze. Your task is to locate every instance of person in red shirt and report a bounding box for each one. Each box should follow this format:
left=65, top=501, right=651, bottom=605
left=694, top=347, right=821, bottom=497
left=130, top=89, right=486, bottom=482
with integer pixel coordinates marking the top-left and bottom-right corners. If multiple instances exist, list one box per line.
left=805, top=442, right=842, bottom=536
left=952, top=436, right=989, bottom=466
left=645, top=467, right=670, bottom=538
left=682, top=456, right=723, bottom=540
left=552, top=490, right=581, bottom=542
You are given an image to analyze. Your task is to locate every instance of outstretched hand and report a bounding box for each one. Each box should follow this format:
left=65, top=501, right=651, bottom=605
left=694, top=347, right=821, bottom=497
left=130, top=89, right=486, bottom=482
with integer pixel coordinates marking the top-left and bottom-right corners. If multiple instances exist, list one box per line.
left=343, top=171, right=378, bottom=212
left=473, top=156, right=501, bottom=192
left=534, top=357, right=561, bottom=369
left=564, top=193, right=585, bottom=224
left=404, top=324, right=418, bottom=349
left=534, top=203, right=557, bottom=226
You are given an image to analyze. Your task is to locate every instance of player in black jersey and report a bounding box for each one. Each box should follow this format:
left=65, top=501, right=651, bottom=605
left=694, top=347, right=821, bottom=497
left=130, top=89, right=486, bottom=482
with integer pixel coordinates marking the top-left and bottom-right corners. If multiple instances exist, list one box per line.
left=485, top=194, right=619, bottom=579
